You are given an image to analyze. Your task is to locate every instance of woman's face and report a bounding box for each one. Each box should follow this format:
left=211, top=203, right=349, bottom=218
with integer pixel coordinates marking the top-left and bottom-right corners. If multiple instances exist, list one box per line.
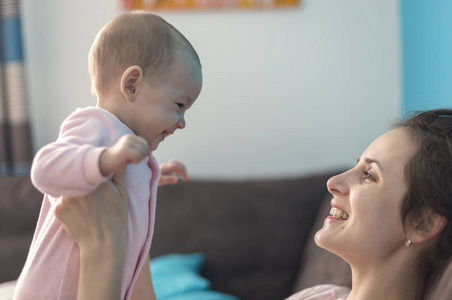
left=315, top=128, right=418, bottom=262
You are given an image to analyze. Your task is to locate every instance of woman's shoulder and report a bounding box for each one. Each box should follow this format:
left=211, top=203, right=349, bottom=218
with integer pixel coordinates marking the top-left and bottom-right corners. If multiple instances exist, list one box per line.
left=285, top=284, right=351, bottom=300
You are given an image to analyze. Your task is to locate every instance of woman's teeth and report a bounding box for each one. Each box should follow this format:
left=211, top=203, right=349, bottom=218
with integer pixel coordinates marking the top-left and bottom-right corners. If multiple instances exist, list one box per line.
left=330, top=207, right=349, bottom=220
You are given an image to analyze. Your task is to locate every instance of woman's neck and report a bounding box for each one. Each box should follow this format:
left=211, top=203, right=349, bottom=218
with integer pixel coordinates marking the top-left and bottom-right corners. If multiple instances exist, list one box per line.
left=345, top=251, right=419, bottom=300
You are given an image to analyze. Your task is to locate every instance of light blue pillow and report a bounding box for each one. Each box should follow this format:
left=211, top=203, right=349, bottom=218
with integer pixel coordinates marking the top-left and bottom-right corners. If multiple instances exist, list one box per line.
left=163, top=290, right=240, bottom=300
left=151, top=253, right=209, bottom=298
left=150, top=253, right=239, bottom=300
left=151, top=253, right=205, bottom=277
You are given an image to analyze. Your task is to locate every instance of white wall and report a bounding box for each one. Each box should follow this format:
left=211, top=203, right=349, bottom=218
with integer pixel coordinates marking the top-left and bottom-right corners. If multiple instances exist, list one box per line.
left=21, top=0, right=401, bottom=180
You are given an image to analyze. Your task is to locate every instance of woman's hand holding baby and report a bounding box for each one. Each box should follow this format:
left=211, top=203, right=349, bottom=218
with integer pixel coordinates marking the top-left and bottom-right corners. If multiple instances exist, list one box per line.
left=100, top=134, right=150, bottom=176
left=54, top=170, right=129, bottom=300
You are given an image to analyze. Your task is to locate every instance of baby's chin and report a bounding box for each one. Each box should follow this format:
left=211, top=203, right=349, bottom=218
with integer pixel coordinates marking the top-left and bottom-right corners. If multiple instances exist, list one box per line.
left=149, top=137, right=164, bottom=151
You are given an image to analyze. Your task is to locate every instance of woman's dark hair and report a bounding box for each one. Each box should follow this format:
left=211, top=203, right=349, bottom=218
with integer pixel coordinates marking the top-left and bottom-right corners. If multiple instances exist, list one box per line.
left=395, top=109, right=452, bottom=300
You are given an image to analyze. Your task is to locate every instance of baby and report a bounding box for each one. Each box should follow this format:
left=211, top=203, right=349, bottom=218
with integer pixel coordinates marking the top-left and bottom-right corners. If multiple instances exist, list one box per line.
left=15, top=11, right=202, bottom=300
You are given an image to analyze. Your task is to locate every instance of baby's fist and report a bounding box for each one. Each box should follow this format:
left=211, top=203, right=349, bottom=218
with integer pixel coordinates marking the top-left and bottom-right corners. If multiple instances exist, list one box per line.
left=100, top=135, right=150, bottom=176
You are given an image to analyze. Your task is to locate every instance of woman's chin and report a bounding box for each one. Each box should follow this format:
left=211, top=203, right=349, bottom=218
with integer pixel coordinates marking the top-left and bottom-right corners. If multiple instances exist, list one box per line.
left=314, top=226, right=342, bottom=252
left=314, top=227, right=328, bottom=248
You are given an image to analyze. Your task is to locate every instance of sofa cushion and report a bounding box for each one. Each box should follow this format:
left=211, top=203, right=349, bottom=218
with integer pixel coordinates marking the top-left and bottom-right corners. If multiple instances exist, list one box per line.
left=0, top=176, right=42, bottom=235
left=0, top=279, right=16, bottom=299
left=151, top=172, right=336, bottom=300
left=0, top=176, right=42, bottom=282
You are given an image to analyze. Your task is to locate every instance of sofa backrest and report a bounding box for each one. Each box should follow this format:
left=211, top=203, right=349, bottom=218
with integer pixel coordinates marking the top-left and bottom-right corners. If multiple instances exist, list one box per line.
left=152, top=172, right=335, bottom=300
left=0, top=177, right=42, bottom=282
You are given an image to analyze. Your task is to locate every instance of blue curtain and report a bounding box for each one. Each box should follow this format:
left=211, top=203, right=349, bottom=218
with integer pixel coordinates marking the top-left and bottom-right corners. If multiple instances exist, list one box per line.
left=0, top=0, right=32, bottom=175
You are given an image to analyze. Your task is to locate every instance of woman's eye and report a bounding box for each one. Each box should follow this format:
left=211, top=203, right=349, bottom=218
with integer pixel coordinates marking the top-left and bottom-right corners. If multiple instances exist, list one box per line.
left=363, top=171, right=376, bottom=182
left=176, top=103, right=184, bottom=109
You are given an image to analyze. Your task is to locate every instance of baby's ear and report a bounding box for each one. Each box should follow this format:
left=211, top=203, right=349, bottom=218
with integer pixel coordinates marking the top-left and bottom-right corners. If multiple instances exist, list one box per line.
left=408, top=209, right=447, bottom=244
left=120, top=66, right=143, bottom=102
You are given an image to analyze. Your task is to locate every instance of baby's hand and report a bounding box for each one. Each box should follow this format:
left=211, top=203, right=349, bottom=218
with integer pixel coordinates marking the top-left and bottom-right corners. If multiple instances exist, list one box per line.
left=159, top=160, right=188, bottom=186
left=100, top=134, right=150, bottom=176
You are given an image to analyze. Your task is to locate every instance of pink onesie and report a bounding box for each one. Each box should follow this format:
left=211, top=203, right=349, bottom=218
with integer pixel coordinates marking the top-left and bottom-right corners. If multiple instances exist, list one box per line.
left=285, top=284, right=351, bottom=300
left=14, top=107, right=161, bottom=300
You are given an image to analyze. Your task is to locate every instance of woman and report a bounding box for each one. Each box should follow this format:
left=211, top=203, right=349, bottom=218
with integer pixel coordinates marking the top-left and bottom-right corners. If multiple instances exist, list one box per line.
left=288, top=109, right=452, bottom=300
left=57, top=109, right=452, bottom=300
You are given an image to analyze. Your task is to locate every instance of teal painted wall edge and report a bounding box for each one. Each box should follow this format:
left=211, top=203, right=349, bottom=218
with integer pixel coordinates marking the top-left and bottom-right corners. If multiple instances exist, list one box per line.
left=401, top=0, right=452, bottom=114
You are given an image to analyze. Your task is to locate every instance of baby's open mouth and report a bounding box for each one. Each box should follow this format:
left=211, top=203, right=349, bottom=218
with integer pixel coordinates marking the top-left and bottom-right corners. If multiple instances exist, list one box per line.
left=330, top=207, right=349, bottom=220
left=162, top=131, right=173, bottom=138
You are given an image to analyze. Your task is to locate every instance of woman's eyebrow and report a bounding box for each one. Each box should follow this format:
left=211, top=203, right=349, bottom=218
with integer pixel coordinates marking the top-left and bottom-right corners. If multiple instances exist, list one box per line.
left=357, top=157, right=384, bottom=171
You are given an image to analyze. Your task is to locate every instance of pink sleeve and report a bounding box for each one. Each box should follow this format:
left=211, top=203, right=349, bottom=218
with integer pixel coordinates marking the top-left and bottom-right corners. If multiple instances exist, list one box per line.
left=285, top=284, right=351, bottom=300
left=31, top=111, right=110, bottom=197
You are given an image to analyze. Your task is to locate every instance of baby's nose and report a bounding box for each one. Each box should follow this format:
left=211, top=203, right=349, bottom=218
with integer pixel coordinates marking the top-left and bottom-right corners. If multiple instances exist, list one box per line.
left=177, top=117, right=186, bottom=129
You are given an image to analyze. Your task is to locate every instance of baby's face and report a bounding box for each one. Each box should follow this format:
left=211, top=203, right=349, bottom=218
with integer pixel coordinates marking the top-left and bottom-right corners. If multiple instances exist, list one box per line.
left=127, top=56, right=203, bottom=151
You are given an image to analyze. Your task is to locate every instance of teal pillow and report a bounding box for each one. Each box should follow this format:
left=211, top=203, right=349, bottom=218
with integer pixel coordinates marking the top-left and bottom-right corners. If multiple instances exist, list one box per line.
left=164, top=290, right=239, bottom=300
left=151, top=253, right=209, bottom=298
left=150, top=253, right=239, bottom=300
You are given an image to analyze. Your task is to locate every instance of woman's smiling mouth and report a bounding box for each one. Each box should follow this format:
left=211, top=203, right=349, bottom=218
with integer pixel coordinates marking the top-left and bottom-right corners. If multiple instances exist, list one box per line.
left=330, top=207, right=349, bottom=220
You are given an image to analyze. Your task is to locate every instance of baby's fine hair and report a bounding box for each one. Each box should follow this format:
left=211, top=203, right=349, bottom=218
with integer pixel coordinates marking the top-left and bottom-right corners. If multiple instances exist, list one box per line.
left=395, top=109, right=452, bottom=300
left=89, top=11, right=201, bottom=95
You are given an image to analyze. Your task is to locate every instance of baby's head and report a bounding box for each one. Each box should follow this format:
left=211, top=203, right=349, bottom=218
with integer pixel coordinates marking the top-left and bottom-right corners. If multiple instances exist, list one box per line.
left=89, top=12, right=203, bottom=150
left=89, top=11, right=201, bottom=96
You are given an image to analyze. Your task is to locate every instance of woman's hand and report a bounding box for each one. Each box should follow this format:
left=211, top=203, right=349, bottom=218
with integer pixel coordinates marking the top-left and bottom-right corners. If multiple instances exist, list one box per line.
left=54, top=170, right=129, bottom=300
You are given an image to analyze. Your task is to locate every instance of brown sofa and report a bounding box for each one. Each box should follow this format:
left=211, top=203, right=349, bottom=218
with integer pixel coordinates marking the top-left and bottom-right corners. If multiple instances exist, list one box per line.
left=1, top=172, right=451, bottom=299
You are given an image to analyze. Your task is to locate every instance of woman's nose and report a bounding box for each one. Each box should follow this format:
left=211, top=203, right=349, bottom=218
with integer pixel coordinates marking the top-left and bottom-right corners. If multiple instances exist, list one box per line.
left=327, top=171, right=350, bottom=196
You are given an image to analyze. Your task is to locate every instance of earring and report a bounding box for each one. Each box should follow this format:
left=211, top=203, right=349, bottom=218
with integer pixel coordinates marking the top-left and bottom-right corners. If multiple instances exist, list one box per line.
left=405, top=239, right=412, bottom=247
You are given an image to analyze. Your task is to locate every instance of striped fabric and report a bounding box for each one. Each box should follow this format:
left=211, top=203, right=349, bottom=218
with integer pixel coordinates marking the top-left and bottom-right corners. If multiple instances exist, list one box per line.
left=0, top=0, right=32, bottom=175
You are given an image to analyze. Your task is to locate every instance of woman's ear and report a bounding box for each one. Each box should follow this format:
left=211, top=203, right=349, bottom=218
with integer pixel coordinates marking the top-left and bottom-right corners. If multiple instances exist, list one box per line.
left=409, top=209, right=447, bottom=244
left=120, top=66, right=143, bottom=102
